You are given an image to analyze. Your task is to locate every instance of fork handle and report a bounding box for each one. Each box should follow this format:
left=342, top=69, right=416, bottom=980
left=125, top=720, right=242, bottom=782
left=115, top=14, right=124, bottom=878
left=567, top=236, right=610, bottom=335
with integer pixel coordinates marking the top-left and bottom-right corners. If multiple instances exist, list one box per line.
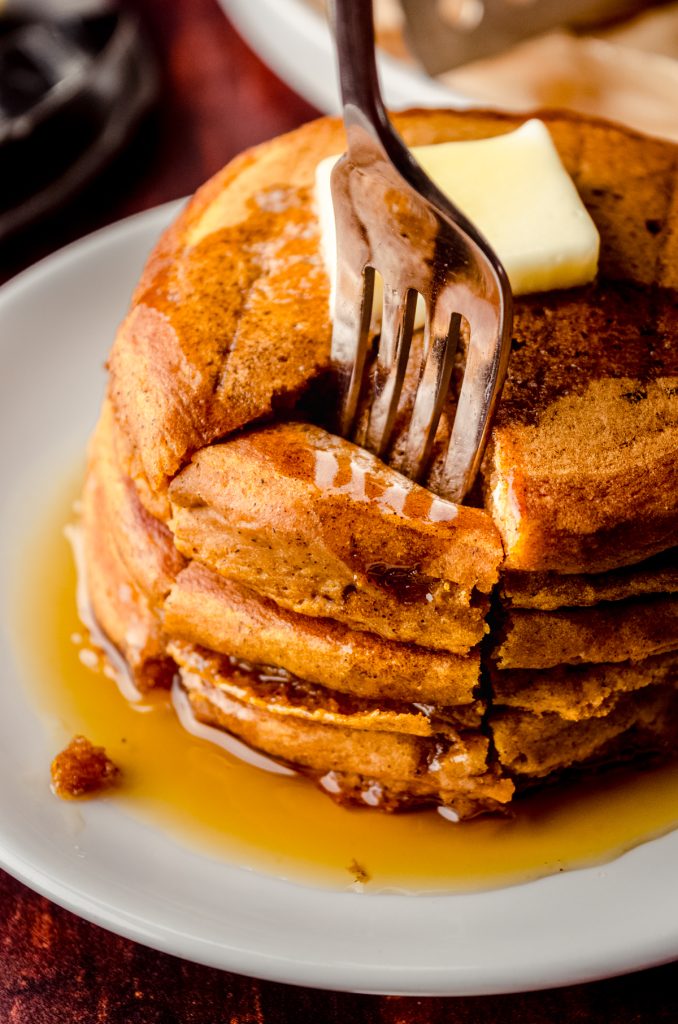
left=329, top=0, right=479, bottom=243
left=329, top=0, right=394, bottom=145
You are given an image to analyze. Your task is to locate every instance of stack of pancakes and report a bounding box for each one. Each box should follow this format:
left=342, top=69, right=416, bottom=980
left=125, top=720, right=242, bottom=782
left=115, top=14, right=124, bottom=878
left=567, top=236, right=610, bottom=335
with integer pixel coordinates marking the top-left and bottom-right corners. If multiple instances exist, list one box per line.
left=82, top=109, right=678, bottom=818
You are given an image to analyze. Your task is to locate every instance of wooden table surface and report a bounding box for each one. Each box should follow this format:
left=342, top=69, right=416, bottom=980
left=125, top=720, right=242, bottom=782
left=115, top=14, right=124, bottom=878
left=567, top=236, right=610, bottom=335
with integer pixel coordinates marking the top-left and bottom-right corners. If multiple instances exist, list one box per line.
left=2, top=1, right=677, bottom=1019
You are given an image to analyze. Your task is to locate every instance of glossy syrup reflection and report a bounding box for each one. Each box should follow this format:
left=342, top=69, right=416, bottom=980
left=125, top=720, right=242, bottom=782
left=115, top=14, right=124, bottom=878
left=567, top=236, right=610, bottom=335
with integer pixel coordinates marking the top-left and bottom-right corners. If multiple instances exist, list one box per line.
left=18, top=480, right=678, bottom=894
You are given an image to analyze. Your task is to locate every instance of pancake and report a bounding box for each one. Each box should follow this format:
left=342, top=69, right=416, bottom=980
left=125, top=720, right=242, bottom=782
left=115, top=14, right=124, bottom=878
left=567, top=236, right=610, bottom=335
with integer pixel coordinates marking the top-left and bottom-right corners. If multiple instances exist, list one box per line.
left=172, top=641, right=514, bottom=818
left=492, top=685, right=678, bottom=780
left=77, top=107, right=678, bottom=815
left=485, top=291, right=678, bottom=573
left=168, top=421, right=502, bottom=652
left=501, top=548, right=678, bottom=610
left=164, top=562, right=482, bottom=707
left=494, top=594, right=678, bottom=670
left=81, top=458, right=173, bottom=691
left=169, top=642, right=481, bottom=733
left=89, top=401, right=186, bottom=601
left=491, top=651, right=678, bottom=720
left=92, top=404, right=485, bottom=705
left=108, top=109, right=678, bottom=574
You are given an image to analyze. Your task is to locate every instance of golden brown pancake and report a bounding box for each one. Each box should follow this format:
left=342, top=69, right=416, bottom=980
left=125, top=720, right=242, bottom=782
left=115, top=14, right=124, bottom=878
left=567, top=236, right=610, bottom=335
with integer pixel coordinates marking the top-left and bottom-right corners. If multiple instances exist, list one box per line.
left=168, top=421, right=502, bottom=652
left=164, top=562, right=482, bottom=707
left=82, top=457, right=173, bottom=691
left=78, top=107, right=678, bottom=814
left=501, top=549, right=678, bottom=610
left=92, top=400, right=484, bottom=706
left=89, top=401, right=186, bottom=601
left=169, top=642, right=481, bottom=734
left=108, top=109, right=678, bottom=572
left=491, top=651, right=678, bottom=720
left=485, top=297, right=678, bottom=573
left=492, top=685, right=678, bottom=779
left=494, top=595, right=678, bottom=670
left=171, top=642, right=513, bottom=817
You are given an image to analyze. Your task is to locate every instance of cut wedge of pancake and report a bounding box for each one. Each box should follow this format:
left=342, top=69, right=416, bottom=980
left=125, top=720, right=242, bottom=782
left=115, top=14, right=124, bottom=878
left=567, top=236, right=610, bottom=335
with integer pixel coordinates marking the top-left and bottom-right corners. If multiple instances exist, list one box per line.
left=169, top=422, right=502, bottom=652
left=164, top=562, right=482, bottom=709
left=90, top=403, right=488, bottom=709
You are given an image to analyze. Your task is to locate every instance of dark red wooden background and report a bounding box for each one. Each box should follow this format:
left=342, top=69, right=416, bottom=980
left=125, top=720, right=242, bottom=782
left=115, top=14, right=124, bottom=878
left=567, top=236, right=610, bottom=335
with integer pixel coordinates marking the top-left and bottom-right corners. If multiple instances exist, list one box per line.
left=2, top=1, right=677, bottom=1019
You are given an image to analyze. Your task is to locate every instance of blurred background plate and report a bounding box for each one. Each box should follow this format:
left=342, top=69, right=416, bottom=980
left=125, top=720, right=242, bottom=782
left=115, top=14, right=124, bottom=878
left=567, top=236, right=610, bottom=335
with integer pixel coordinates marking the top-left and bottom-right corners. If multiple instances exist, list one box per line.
left=217, top=0, right=467, bottom=112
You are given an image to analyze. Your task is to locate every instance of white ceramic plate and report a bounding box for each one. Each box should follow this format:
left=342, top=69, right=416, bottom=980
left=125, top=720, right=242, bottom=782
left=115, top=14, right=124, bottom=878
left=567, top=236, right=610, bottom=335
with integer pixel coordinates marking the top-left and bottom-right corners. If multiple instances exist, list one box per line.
left=218, top=0, right=467, bottom=114
left=1, top=205, right=678, bottom=996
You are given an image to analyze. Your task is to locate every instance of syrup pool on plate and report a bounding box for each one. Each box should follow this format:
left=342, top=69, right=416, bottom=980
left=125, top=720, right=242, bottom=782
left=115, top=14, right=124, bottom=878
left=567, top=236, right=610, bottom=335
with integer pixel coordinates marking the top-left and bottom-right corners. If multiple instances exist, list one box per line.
left=15, top=477, right=678, bottom=893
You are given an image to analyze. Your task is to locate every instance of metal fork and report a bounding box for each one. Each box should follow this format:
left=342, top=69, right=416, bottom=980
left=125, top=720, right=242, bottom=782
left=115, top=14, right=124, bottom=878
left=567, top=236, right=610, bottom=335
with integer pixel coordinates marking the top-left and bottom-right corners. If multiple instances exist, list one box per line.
left=329, top=0, right=513, bottom=503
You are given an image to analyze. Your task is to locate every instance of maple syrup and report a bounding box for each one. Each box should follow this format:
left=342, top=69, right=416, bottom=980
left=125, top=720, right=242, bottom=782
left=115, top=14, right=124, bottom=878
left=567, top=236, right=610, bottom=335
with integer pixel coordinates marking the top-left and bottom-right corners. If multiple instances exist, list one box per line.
left=14, top=478, right=678, bottom=893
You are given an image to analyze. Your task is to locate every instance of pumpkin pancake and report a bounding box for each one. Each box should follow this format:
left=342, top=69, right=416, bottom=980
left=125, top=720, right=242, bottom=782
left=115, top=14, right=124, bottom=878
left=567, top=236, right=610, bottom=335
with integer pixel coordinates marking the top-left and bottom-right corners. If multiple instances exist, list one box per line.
left=490, top=652, right=678, bottom=720
left=492, top=685, right=678, bottom=780
left=171, top=642, right=514, bottom=818
left=164, top=562, right=482, bottom=708
left=81, top=457, right=173, bottom=691
left=89, top=401, right=186, bottom=602
left=168, top=421, right=502, bottom=653
left=494, top=595, right=678, bottom=670
left=501, top=549, right=678, bottom=611
left=77, top=107, right=678, bottom=814
left=108, top=109, right=678, bottom=572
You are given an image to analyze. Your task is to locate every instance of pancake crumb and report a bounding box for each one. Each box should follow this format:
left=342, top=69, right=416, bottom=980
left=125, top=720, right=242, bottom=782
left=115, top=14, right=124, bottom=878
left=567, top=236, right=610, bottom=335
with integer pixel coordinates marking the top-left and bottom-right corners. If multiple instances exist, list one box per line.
left=50, top=735, right=120, bottom=799
left=348, top=858, right=371, bottom=885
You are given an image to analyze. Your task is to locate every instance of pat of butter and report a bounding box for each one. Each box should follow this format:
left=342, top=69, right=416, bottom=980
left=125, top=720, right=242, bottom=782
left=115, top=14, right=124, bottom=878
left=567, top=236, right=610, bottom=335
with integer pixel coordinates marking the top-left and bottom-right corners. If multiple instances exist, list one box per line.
left=315, top=119, right=599, bottom=324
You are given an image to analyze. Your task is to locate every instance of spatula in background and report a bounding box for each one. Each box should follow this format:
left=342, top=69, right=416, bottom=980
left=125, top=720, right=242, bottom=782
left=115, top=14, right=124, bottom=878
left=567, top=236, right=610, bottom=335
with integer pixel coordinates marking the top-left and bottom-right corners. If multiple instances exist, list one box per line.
left=400, top=0, right=669, bottom=75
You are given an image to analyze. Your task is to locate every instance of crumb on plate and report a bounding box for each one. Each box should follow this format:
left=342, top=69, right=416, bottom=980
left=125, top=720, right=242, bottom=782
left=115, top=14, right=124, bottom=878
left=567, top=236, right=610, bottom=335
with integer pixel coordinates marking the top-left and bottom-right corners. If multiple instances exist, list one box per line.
left=50, top=735, right=120, bottom=799
left=348, top=858, right=371, bottom=885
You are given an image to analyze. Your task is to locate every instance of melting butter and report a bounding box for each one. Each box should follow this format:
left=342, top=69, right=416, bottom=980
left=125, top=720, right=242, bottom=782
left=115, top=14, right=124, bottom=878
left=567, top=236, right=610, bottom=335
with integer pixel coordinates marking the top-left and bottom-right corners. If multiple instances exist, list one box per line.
left=315, top=118, right=600, bottom=323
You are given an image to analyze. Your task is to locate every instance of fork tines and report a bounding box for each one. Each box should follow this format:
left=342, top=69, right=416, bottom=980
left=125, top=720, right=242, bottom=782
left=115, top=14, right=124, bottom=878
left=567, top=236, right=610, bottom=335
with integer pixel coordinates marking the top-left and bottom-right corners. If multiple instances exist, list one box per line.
left=330, top=138, right=512, bottom=504
left=329, top=0, right=511, bottom=504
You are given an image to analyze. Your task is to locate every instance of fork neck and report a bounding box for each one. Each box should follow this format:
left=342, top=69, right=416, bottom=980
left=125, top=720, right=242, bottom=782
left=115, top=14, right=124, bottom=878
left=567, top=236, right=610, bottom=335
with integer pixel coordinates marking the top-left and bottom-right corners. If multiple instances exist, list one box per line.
left=329, top=0, right=394, bottom=147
